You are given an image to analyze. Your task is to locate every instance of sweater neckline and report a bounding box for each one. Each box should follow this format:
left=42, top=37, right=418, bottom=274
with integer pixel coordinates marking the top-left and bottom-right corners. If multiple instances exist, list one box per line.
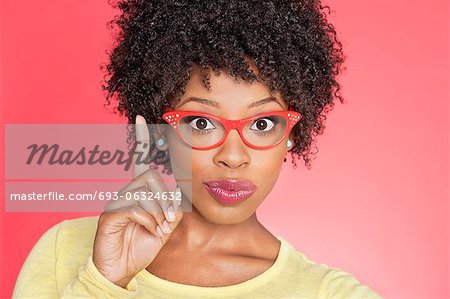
left=137, top=236, right=290, bottom=295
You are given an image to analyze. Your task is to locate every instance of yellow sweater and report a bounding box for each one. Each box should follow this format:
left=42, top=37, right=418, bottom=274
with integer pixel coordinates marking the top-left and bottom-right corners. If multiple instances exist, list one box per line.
left=12, top=216, right=382, bottom=299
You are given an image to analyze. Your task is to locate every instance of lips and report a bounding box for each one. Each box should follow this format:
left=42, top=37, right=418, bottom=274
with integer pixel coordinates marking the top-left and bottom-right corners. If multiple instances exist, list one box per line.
left=203, top=179, right=256, bottom=205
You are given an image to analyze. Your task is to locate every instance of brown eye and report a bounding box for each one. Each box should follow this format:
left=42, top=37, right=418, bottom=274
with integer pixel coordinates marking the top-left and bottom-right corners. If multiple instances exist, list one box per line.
left=187, top=117, right=215, bottom=131
left=250, top=118, right=275, bottom=132
left=195, top=118, right=207, bottom=130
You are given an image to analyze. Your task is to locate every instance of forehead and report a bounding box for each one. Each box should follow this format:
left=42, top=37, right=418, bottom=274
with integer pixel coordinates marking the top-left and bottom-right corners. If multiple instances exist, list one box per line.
left=176, top=63, right=287, bottom=111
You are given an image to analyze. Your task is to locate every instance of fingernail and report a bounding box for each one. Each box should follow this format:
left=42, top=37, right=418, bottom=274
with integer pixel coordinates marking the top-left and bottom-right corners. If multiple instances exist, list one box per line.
left=156, top=225, right=164, bottom=237
left=136, top=114, right=144, bottom=124
left=172, top=198, right=178, bottom=212
left=162, top=220, right=171, bottom=233
left=176, top=186, right=182, bottom=207
left=167, top=205, right=175, bottom=222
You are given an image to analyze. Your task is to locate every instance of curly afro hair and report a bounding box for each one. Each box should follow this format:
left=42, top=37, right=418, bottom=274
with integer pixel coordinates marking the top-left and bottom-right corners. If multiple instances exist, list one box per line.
left=101, top=0, right=346, bottom=175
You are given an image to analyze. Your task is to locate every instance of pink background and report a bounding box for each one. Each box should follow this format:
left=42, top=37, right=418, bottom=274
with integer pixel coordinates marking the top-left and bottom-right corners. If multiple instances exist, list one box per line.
left=1, top=0, right=448, bottom=298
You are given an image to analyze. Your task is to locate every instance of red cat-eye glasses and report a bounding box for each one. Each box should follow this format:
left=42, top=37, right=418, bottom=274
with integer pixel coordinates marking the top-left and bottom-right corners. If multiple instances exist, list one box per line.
left=162, top=110, right=301, bottom=150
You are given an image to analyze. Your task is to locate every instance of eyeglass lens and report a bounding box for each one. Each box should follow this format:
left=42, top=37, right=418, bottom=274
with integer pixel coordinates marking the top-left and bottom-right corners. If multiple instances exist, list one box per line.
left=177, top=115, right=288, bottom=148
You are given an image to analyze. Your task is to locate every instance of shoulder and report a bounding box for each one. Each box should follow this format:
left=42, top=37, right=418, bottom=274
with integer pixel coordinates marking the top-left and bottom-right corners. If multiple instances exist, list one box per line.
left=29, top=215, right=99, bottom=252
left=52, top=215, right=100, bottom=253
left=278, top=237, right=383, bottom=298
left=14, top=216, right=101, bottom=296
left=50, top=216, right=101, bottom=287
left=29, top=216, right=99, bottom=268
left=54, top=215, right=100, bottom=237
left=316, top=268, right=383, bottom=298
left=277, top=237, right=334, bottom=288
left=38, top=216, right=100, bottom=251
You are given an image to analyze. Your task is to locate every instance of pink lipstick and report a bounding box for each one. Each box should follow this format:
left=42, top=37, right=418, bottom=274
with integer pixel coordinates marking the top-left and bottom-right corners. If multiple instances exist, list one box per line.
left=203, top=179, right=256, bottom=205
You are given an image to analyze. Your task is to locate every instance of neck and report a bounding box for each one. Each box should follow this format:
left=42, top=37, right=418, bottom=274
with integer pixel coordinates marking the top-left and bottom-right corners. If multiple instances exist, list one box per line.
left=170, top=204, right=269, bottom=252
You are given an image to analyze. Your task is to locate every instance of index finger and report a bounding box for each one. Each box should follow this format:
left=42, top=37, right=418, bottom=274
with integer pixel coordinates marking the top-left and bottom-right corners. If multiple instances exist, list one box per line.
left=133, top=114, right=151, bottom=179
left=132, top=115, right=174, bottom=221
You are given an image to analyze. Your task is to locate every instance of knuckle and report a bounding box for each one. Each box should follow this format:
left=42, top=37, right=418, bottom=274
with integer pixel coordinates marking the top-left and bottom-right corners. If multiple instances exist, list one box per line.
left=143, top=169, right=161, bottom=183
left=129, top=205, right=141, bottom=217
left=143, top=168, right=158, bottom=178
left=153, top=210, right=166, bottom=224
left=98, top=212, right=111, bottom=227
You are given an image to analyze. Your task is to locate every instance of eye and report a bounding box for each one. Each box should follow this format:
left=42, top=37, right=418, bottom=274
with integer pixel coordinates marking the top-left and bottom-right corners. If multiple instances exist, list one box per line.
left=187, top=117, right=216, bottom=131
left=250, top=117, right=276, bottom=132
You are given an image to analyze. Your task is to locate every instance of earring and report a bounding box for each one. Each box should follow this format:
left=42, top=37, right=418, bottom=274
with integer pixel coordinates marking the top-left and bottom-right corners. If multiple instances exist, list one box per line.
left=287, top=139, right=292, bottom=148
left=157, top=138, right=165, bottom=146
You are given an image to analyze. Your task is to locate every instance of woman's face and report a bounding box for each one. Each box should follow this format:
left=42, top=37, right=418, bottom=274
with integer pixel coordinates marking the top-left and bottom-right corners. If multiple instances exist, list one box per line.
left=165, top=63, right=292, bottom=225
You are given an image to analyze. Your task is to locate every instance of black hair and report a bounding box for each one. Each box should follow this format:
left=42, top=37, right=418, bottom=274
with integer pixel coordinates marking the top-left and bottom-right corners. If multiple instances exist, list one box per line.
left=101, top=0, right=346, bottom=175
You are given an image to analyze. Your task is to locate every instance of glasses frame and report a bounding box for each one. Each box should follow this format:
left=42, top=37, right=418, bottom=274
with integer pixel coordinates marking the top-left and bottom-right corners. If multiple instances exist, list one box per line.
left=162, top=110, right=302, bottom=150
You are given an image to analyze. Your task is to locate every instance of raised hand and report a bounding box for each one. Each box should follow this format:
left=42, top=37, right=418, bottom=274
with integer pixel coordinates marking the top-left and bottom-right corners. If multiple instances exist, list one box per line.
left=92, top=115, right=183, bottom=288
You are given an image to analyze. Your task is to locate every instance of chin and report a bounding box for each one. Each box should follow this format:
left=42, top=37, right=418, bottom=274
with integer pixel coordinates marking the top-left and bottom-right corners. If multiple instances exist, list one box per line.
left=193, top=199, right=256, bottom=225
left=195, top=207, right=254, bottom=224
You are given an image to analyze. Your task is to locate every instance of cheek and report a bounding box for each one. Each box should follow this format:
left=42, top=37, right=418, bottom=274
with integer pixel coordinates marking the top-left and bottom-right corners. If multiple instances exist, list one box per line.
left=191, top=152, right=215, bottom=186
left=253, top=146, right=286, bottom=171
left=252, top=150, right=285, bottom=188
left=168, top=145, right=212, bottom=191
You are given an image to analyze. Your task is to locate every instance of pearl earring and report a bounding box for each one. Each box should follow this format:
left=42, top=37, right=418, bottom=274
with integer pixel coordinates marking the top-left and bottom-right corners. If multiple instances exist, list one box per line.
left=287, top=139, right=292, bottom=148
left=157, top=138, right=165, bottom=146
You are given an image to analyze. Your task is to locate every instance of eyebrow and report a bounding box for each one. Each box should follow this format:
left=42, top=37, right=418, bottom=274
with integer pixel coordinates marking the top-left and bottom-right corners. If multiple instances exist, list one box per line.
left=177, top=96, right=284, bottom=109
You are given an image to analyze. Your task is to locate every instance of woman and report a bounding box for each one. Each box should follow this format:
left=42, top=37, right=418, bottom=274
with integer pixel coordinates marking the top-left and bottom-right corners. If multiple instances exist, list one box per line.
left=13, top=0, right=382, bottom=298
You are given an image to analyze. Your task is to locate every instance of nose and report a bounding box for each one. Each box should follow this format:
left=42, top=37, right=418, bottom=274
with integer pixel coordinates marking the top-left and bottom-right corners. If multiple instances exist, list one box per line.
left=213, top=129, right=250, bottom=169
